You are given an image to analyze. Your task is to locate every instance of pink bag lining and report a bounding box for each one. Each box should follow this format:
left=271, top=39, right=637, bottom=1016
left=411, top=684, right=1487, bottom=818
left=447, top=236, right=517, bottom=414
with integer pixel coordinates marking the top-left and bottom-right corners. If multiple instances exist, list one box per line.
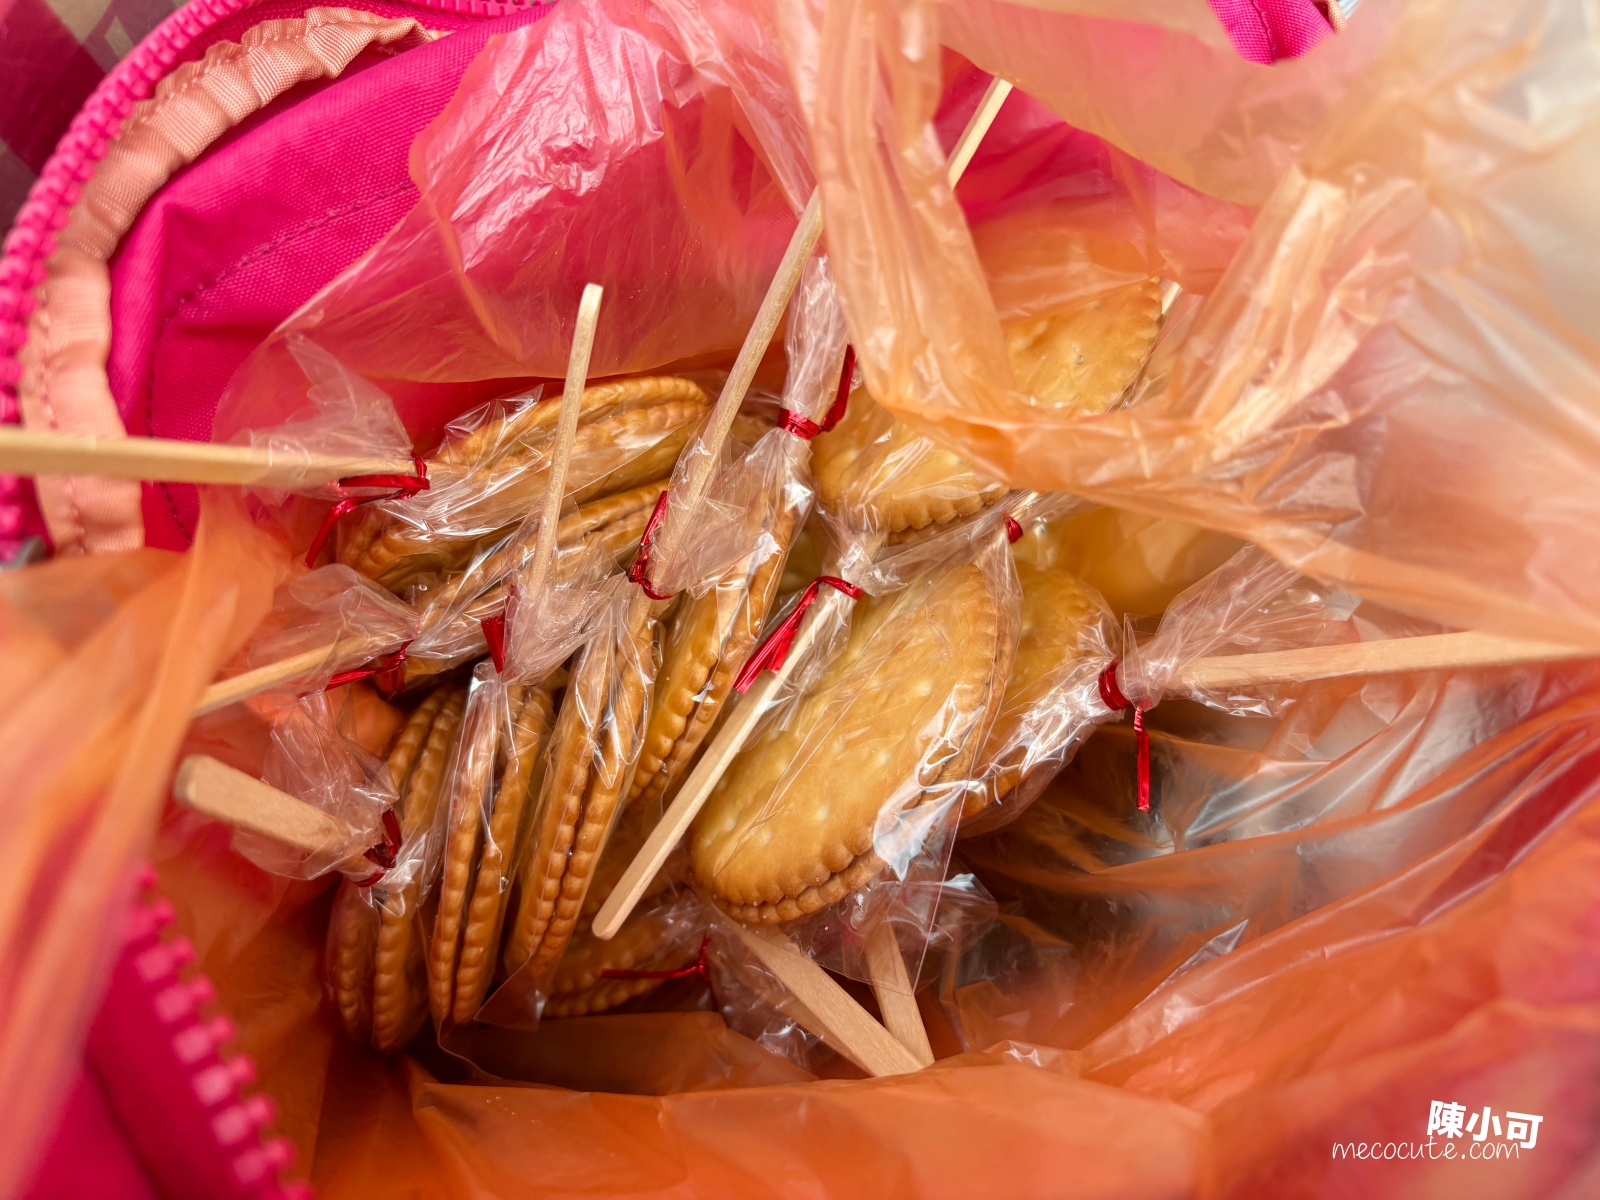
left=19, top=8, right=442, bottom=557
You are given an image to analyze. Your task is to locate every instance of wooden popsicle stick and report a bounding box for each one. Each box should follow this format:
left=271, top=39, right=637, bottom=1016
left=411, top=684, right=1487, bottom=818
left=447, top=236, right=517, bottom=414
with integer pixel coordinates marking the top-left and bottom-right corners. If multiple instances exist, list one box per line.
left=193, top=643, right=342, bottom=717
left=591, top=586, right=848, bottom=940
left=1179, top=631, right=1592, bottom=691
left=864, top=924, right=935, bottom=1068
left=173, top=754, right=356, bottom=855
left=0, top=427, right=414, bottom=487
left=944, top=78, right=1012, bottom=187
left=515, top=284, right=603, bottom=624
left=724, top=923, right=925, bottom=1077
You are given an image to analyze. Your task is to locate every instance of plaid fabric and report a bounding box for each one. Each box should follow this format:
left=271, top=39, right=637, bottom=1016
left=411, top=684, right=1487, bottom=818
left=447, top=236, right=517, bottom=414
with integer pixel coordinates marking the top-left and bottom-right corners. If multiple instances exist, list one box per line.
left=0, top=0, right=185, bottom=227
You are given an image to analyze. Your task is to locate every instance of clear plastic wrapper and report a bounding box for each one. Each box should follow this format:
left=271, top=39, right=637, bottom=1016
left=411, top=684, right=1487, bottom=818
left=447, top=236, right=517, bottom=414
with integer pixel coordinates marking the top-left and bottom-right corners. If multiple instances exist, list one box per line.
left=211, top=0, right=816, bottom=442
left=336, top=375, right=709, bottom=594
left=205, top=564, right=418, bottom=706
left=426, top=663, right=559, bottom=1033
left=242, top=690, right=400, bottom=883
left=705, top=870, right=998, bottom=1076
left=687, top=532, right=1020, bottom=989
left=482, top=590, right=661, bottom=1025
left=323, top=678, right=471, bottom=1052
left=957, top=543, right=1361, bottom=836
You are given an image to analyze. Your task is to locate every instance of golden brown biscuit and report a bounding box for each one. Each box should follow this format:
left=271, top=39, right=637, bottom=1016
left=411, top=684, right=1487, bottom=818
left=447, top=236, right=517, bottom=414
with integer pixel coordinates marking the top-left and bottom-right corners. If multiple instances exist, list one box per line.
left=629, top=498, right=799, bottom=809
left=503, top=598, right=658, bottom=986
left=322, top=684, right=465, bottom=1051
left=346, top=377, right=708, bottom=591
left=964, top=563, right=1107, bottom=820
left=543, top=911, right=692, bottom=1019
left=429, top=681, right=556, bottom=1025
left=813, top=284, right=1161, bottom=535
left=690, top=561, right=1009, bottom=923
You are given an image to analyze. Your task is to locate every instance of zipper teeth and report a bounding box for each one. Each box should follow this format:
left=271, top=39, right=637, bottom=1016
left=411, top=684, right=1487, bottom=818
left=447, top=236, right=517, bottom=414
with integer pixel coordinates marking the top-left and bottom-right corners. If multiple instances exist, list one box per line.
left=111, top=867, right=307, bottom=1200
left=0, top=0, right=545, bottom=409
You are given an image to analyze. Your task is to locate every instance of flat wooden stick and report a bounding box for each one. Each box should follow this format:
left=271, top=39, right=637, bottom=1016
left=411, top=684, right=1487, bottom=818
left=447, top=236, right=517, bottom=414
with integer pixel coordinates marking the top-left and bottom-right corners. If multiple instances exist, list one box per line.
left=592, top=586, right=848, bottom=940
left=519, top=283, right=603, bottom=616
left=193, top=644, right=340, bottom=717
left=0, top=427, right=413, bottom=487
left=1181, top=631, right=1593, bottom=691
left=724, top=924, right=925, bottom=1077
left=173, top=754, right=356, bottom=856
left=864, top=924, right=934, bottom=1068
left=944, top=78, right=1012, bottom=187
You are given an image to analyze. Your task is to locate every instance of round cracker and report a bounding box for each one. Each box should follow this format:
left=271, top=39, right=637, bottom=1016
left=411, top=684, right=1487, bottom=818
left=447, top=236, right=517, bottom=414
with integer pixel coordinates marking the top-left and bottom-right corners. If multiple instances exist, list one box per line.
left=1005, top=278, right=1162, bottom=413
left=400, top=482, right=663, bottom=688
left=629, top=499, right=798, bottom=808
left=350, top=381, right=707, bottom=590
left=690, top=562, right=1006, bottom=921
left=323, top=684, right=461, bottom=1051
left=543, top=912, right=686, bottom=1019
left=449, top=684, right=555, bottom=1024
left=812, top=390, right=1003, bottom=536
left=522, top=601, right=656, bottom=984
left=369, top=685, right=466, bottom=1050
left=326, top=881, right=376, bottom=1044
left=427, top=678, right=511, bottom=1024
left=813, top=282, right=1161, bottom=535
left=965, top=563, right=1104, bottom=820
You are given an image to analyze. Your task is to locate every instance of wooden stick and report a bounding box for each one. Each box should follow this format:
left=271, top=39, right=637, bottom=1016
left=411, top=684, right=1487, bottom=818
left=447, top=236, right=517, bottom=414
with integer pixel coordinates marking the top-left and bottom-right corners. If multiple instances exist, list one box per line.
left=173, top=754, right=355, bottom=856
left=724, top=924, right=925, bottom=1077
left=864, top=924, right=934, bottom=1068
left=944, top=78, right=1012, bottom=187
left=193, top=644, right=340, bottom=717
left=591, top=586, right=849, bottom=940
left=1180, top=631, right=1592, bottom=691
left=0, top=427, right=413, bottom=487
left=518, top=284, right=603, bottom=620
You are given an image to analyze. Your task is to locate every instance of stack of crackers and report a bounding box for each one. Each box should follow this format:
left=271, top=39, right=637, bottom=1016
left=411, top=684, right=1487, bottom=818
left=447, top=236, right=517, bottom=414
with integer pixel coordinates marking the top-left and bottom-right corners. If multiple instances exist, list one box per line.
left=310, top=278, right=1164, bottom=1055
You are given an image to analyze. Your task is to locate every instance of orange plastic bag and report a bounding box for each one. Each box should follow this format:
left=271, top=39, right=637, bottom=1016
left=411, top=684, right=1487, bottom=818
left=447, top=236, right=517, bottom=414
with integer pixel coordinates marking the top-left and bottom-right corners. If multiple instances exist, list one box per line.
left=11, top=1, right=1600, bottom=1196
left=802, top=0, right=1600, bottom=647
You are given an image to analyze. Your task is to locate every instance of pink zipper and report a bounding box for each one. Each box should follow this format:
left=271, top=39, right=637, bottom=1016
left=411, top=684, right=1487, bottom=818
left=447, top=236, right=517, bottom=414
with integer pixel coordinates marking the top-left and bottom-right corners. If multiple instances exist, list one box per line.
left=0, top=0, right=545, bottom=418
left=88, top=867, right=309, bottom=1200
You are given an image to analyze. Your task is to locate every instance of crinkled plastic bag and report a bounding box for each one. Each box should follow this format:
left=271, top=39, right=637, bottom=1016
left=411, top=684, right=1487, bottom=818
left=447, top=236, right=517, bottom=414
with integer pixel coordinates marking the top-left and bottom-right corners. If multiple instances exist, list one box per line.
left=802, top=0, right=1600, bottom=648
left=13, top=2, right=1600, bottom=1196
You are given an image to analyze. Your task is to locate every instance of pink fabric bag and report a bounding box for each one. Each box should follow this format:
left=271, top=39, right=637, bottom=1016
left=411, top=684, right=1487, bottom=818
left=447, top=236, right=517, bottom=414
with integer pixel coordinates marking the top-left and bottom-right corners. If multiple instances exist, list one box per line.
left=3, top=0, right=1333, bottom=1195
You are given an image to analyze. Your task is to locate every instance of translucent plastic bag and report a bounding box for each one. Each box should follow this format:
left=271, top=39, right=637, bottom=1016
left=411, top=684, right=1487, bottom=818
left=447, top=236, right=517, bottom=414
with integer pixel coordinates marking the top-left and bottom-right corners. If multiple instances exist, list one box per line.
left=801, top=0, right=1600, bottom=650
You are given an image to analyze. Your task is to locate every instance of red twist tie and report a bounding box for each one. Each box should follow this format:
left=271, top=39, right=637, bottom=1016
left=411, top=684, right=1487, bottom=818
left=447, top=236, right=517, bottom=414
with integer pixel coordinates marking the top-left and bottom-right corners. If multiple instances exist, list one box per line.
left=626, top=489, right=674, bottom=601
left=777, top=344, right=855, bottom=441
left=324, top=642, right=410, bottom=693
left=1097, top=659, right=1151, bottom=812
left=1003, top=513, right=1024, bottom=544
left=601, top=935, right=712, bottom=986
left=481, top=610, right=507, bottom=673
left=361, top=809, right=402, bottom=872
left=303, top=453, right=429, bottom=567
left=733, top=575, right=862, bottom=694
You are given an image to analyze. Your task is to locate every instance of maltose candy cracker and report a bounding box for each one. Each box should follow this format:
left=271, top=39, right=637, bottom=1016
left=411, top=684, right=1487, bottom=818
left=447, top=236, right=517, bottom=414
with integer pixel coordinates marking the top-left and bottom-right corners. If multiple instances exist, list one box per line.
left=813, top=281, right=1162, bottom=536
left=629, top=499, right=799, bottom=808
left=429, top=681, right=557, bottom=1025
left=690, top=561, right=1007, bottom=923
left=964, top=563, right=1106, bottom=821
left=370, top=684, right=466, bottom=1050
left=543, top=911, right=693, bottom=1019
left=347, top=377, right=708, bottom=590
left=324, top=684, right=460, bottom=1049
left=812, top=389, right=1003, bottom=537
